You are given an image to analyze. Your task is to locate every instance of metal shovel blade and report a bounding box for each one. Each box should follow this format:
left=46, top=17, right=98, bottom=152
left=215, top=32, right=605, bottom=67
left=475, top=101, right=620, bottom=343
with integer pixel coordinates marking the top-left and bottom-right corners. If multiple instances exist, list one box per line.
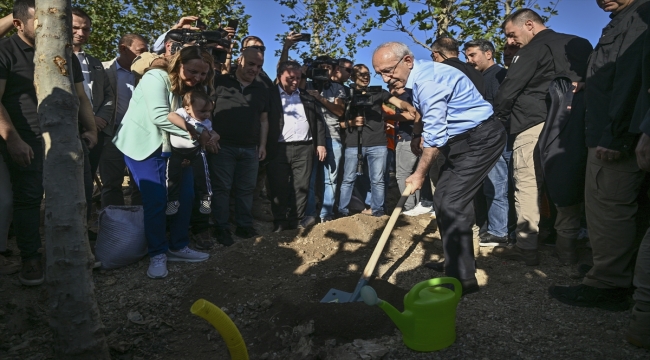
left=320, top=279, right=367, bottom=303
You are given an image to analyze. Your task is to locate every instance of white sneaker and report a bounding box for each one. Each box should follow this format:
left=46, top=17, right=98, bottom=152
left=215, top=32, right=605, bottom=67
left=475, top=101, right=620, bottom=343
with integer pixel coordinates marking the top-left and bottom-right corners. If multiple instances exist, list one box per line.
left=430, top=210, right=436, bottom=219
left=402, top=203, right=433, bottom=217
left=147, top=254, right=168, bottom=279
left=167, top=246, right=209, bottom=263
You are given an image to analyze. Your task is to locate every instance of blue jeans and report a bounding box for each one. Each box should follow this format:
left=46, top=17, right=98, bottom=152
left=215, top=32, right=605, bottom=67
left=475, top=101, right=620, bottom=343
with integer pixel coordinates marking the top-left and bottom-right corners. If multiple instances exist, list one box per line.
left=483, top=143, right=511, bottom=237
left=306, top=137, right=343, bottom=219
left=339, top=146, right=387, bottom=216
left=125, top=149, right=192, bottom=257
left=210, top=145, right=259, bottom=228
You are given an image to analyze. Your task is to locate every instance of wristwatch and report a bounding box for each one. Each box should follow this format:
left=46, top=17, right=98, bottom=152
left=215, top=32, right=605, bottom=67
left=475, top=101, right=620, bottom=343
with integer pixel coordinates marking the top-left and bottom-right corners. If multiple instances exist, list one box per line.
left=411, top=133, right=422, bottom=138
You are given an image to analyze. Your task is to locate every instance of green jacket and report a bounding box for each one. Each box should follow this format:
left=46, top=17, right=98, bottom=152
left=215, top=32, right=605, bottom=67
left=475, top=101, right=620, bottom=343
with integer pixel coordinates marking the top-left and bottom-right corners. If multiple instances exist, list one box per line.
left=113, top=69, right=190, bottom=161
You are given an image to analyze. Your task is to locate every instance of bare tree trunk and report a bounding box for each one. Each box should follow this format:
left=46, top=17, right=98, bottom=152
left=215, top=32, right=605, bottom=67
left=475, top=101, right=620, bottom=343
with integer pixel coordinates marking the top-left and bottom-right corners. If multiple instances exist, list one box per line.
left=34, top=0, right=110, bottom=358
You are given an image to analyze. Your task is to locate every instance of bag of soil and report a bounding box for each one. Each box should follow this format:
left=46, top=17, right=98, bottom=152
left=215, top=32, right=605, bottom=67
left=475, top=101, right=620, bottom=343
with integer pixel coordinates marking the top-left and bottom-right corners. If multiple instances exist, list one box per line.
left=95, top=206, right=147, bottom=269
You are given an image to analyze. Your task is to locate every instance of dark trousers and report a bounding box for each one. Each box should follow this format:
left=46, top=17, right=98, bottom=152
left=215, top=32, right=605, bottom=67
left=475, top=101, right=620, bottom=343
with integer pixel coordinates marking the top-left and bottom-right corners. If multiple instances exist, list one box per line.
left=167, top=146, right=211, bottom=203
left=99, top=137, right=141, bottom=207
left=89, top=131, right=105, bottom=176
left=2, top=138, right=44, bottom=260
left=211, top=145, right=259, bottom=229
left=266, top=141, right=314, bottom=226
left=433, top=119, right=506, bottom=280
left=124, top=148, right=192, bottom=256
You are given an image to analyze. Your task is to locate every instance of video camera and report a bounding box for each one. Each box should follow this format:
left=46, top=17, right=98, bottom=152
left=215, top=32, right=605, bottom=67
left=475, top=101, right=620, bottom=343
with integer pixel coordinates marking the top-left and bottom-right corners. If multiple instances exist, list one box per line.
left=303, top=57, right=339, bottom=82
left=167, top=28, right=231, bottom=63
left=350, top=86, right=382, bottom=108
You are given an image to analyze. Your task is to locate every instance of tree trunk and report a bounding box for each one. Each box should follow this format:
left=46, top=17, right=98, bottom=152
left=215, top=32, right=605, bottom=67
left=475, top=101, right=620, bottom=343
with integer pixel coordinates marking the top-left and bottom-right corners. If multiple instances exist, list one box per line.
left=34, top=0, right=110, bottom=358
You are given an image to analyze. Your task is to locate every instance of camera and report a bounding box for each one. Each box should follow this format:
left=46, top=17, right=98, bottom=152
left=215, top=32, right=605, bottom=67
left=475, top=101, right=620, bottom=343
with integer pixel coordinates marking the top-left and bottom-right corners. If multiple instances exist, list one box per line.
left=350, top=86, right=382, bottom=108
left=167, top=28, right=231, bottom=63
left=303, top=57, right=339, bottom=82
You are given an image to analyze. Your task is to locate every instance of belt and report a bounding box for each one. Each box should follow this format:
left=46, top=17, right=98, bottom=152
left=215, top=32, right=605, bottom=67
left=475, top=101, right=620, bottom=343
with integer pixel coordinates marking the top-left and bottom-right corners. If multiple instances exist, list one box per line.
left=447, top=117, right=495, bottom=145
left=279, top=140, right=313, bottom=146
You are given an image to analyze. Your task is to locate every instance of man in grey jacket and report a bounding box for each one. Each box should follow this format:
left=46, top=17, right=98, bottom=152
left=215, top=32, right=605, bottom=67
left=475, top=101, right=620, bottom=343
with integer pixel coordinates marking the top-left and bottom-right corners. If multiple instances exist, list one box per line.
left=101, top=34, right=148, bottom=208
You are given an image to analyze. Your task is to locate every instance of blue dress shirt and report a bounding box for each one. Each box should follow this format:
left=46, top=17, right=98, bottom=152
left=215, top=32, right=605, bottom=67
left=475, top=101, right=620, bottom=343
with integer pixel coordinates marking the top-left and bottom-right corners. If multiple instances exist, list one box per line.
left=405, top=59, right=493, bottom=148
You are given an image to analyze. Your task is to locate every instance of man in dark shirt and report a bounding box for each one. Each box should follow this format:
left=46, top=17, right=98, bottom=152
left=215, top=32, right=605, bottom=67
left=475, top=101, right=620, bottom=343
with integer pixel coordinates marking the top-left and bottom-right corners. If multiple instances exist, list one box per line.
left=464, top=39, right=511, bottom=247
left=0, top=0, right=97, bottom=286
left=493, top=9, right=592, bottom=267
left=550, top=0, right=650, bottom=311
left=431, top=37, right=486, bottom=97
left=210, top=47, right=269, bottom=245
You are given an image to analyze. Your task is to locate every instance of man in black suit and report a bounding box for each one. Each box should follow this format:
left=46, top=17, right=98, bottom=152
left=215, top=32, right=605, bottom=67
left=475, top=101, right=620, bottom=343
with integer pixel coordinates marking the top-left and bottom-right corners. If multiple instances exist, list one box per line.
left=431, top=36, right=485, bottom=97
left=266, top=61, right=327, bottom=232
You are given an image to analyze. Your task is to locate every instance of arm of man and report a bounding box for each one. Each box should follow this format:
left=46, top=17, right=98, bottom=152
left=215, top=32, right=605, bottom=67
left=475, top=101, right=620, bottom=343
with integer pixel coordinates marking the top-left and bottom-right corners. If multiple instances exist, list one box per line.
left=404, top=79, right=450, bottom=193
left=94, top=68, right=115, bottom=131
left=75, top=82, right=98, bottom=149
left=636, top=109, right=650, bottom=171
left=258, top=111, right=268, bottom=161
left=387, top=95, right=417, bottom=120
left=312, top=102, right=327, bottom=161
left=493, top=49, right=539, bottom=120
left=0, top=14, right=13, bottom=38
left=0, top=79, right=33, bottom=166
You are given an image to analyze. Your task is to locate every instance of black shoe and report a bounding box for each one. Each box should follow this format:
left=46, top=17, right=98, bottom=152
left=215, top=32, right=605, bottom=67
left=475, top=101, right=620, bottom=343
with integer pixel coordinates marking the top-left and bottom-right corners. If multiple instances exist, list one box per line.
left=235, top=226, right=258, bottom=239
left=424, top=261, right=445, bottom=272
left=479, top=233, right=509, bottom=247
left=493, top=245, right=540, bottom=266
left=460, top=277, right=480, bottom=296
left=272, top=222, right=297, bottom=233
left=213, top=227, right=234, bottom=246
left=548, top=283, right=631, bottom=312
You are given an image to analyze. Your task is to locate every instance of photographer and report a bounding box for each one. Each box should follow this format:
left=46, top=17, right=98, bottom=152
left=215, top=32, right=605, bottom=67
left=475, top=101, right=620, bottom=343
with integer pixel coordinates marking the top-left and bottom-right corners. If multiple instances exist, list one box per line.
left=338, top=64, right=416, bottom=217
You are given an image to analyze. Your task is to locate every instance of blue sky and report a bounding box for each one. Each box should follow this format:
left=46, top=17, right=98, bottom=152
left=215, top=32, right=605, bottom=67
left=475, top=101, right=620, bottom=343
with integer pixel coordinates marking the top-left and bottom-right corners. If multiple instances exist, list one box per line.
left=243, top=0, right=611, bottom=85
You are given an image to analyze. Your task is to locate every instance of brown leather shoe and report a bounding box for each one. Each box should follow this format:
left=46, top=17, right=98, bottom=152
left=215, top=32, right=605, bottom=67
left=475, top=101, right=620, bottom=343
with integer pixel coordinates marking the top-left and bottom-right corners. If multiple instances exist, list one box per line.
left=19, top=258, right=44, bottom=286
left=555, top=235, right=578, bottom=265
left=627, top=306, right=650, bottom=349
left=0, top=254, right=20, bottom=275
left=493, top=245, right=540, bottom=266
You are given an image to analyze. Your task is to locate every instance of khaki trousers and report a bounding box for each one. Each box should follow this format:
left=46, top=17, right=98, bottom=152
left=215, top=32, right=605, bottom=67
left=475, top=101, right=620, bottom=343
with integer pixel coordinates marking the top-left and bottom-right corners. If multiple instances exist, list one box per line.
left=554, top=203, right=583, bottom=239
left=512, top=123, right=544, bottom=250
left=634, top=227, right=650, bottom=311
left=583, top=147, right=646, bottom=289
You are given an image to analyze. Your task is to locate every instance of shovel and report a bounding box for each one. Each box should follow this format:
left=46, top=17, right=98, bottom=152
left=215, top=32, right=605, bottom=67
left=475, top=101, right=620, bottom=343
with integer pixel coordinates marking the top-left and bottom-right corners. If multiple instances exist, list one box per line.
left=320, top=184, right=415, bottom=303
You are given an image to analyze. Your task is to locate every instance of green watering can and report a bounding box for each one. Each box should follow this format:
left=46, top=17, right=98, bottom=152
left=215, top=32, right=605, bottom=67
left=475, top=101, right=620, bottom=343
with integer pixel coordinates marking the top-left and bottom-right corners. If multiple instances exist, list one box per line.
left=360, top=277, right=462, bottom=352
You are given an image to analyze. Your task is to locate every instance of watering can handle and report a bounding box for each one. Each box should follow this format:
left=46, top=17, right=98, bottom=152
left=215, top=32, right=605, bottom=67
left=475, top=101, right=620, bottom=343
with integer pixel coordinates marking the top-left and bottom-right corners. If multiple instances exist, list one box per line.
left=405, top=277, right=462, bottom=305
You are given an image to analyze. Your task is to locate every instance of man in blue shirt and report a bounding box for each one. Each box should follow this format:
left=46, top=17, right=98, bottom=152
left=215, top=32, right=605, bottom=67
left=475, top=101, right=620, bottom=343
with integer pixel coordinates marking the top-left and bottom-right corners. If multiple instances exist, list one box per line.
left=372, top=42, right=506, bottom=294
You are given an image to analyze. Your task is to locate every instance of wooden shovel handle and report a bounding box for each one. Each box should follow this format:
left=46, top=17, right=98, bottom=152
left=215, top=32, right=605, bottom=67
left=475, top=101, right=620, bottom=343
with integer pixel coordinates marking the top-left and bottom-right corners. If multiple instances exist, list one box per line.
left=360, top=184, right=414, bottom=280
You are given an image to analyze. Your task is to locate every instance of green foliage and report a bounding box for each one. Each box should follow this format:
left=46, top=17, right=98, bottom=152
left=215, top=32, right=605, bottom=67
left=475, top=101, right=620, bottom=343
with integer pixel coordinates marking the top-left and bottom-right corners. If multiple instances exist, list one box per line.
left=367, top=0, right=560, bottom=63
left=274, top=0, right=375, bottom=61
left=0, top=0, right=250, bottom=60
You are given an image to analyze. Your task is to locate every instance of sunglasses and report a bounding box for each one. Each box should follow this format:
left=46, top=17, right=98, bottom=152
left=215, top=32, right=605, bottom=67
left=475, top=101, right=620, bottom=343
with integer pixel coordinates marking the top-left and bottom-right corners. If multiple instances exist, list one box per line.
left=242, top=45, right=266, bottom=53
left=341, top=67, right=353, bottom=74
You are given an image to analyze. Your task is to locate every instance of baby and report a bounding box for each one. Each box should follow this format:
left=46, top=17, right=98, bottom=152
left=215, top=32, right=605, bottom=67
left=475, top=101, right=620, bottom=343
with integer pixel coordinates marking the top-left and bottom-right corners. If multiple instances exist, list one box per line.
left=166, top=89, right=219, bottom=215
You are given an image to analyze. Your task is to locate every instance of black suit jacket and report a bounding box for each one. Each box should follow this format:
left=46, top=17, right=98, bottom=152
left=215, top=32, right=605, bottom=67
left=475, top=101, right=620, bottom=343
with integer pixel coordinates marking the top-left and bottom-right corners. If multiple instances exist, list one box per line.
left=267, top=85, right=326, bottom=161
left=442, top=57, right=486, bottom=98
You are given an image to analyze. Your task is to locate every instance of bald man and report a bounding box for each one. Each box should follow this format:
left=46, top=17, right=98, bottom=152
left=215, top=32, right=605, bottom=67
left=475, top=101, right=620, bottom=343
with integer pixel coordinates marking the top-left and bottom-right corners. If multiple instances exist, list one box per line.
left=209, top=47, right=269, bottom=246
left=373, top=42, right=506, bottom=295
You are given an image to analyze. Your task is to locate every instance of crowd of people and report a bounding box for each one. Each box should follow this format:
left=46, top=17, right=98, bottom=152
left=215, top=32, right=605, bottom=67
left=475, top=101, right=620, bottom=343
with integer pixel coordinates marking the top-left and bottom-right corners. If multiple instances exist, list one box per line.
left=0, top=0, right=649, bottom=349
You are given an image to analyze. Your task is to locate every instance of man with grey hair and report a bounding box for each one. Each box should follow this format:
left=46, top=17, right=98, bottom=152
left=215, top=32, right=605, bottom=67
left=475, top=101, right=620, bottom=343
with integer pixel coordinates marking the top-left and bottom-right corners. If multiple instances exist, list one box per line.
left=464, top=39, right=511, bottom=247
left=373, top=41, right=506, bottom=295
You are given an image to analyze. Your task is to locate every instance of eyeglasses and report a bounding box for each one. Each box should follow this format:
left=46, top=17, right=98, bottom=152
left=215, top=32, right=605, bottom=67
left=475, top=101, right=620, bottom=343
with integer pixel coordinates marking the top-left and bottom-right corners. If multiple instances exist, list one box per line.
left=430, top=51, right=448, bottom=60
left=356, top=72, right=370, bottom=78
left=374, top=56, right=405, bottom=79
left=242, top=45, right=266, bottom=53
left=341, top=67, right=353, bottom=74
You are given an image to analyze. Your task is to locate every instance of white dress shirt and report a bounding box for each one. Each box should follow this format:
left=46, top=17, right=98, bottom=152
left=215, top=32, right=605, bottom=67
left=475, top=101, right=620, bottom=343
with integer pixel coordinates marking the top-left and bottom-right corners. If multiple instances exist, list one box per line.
left=278, top=85, right=311, bottom=142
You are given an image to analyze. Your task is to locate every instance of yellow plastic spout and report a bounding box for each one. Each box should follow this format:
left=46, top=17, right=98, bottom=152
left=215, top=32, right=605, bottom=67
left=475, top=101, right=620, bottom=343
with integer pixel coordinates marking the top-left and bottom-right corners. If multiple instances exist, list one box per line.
left=190, top=299, right=249, bottom=360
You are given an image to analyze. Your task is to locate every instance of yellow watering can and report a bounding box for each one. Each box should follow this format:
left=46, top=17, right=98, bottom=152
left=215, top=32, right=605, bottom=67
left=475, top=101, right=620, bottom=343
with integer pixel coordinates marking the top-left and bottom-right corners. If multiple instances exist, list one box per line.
left=360, top=277, right=462, bottom=352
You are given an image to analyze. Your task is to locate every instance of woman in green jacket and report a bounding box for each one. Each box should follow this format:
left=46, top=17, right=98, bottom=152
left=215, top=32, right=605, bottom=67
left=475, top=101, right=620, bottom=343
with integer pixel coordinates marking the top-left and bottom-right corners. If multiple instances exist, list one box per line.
left=113, top=46, right=215, bottom=279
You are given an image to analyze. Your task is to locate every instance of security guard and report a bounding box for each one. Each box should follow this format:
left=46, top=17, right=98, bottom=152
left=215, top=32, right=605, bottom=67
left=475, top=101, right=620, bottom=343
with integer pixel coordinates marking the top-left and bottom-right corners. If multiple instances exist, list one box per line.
left=492, top=9, right=592, bottom=265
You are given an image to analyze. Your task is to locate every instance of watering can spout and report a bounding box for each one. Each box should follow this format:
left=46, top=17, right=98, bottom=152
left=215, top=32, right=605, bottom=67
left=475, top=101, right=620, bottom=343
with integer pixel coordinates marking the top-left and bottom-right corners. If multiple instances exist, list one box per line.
left=360, top=286, right=412, bottom=338
left=377, top=300, right=411, bottom=337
